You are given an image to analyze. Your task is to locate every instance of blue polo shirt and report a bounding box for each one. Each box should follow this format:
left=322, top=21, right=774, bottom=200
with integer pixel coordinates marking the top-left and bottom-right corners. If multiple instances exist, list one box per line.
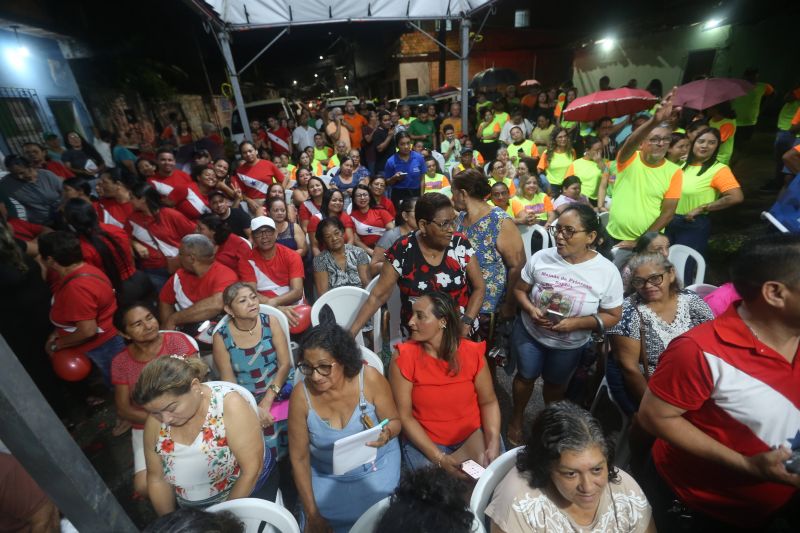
left=384, top=151, right=425, bottom=190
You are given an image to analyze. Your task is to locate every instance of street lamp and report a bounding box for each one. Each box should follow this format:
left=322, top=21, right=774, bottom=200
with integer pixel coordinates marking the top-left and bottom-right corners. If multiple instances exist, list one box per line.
left=4, top=25, right=30, bottom=71
left=702, top=18, right=723, bottom=31
left=596, top=37, right=615, bottom=52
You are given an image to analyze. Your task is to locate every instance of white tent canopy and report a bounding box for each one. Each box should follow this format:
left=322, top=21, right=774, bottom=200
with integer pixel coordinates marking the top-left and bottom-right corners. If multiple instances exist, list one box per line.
left=199, top=0, right=494, bottom=28
left=190, top=0, right=496, bottom=140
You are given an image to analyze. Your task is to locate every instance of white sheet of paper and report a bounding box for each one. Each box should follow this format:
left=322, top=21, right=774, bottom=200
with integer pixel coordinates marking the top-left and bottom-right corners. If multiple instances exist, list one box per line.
left=332, top=425, right=382, bottom=475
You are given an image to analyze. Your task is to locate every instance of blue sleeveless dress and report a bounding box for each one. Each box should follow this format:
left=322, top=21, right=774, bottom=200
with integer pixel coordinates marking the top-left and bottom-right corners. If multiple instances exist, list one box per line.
left=302, top=367, right=401, bottom=532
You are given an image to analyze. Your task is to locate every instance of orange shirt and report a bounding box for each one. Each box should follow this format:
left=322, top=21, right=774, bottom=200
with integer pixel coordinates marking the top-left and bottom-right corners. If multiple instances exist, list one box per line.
left=342, top=112, right=368, bottom=150
left=395, top=339, right=486, bottom=446
left=792, top=106, right=800, bottom=127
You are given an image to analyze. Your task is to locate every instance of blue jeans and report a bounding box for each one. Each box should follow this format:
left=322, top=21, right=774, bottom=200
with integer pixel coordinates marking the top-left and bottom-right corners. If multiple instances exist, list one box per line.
left=510, top=318, right=586, bottom=385
left=86, top=335, right=126, bottom=388
left=665, top=214, right=711, bottom=283
left=143, top=268, right=170, bottom=292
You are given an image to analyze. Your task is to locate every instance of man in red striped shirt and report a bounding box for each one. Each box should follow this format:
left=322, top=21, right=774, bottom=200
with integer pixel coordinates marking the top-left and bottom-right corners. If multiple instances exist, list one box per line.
left=639, top=234, right=800, bottom=531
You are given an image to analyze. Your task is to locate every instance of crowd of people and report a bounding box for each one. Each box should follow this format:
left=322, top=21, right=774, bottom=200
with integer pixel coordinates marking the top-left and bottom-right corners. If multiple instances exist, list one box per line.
left=0, top=71, right=799, bottom=532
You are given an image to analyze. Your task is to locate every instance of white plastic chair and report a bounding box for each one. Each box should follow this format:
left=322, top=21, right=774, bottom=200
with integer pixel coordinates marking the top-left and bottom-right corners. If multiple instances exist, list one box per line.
left=207, top=497, right=300, bottom=533
left=365, top=275, right=380, bottom=294
left=761, top=210, right=789, bottom=233
left=469, top=447, right=523, bottom=525
left=685, top=283, right=718, bottom=298
left=206, top=380, right=259, bottom=411
left=668, top=244, right=706, bottom=286
left=385, top=284, right=404, bottom=350
left=517, top=224, right=552, bottom=260
left=350, top=496, right=486, bottom=533
left=359, top=345, right=384, bottom=375
left=212, top=305, right=296, bottom=366
left=598, top=211, right=609, bottom=230
left=311, top=286, right=380, bottom=347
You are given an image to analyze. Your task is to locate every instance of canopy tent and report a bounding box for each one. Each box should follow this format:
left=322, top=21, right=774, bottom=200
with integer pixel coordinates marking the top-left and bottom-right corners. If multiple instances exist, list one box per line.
left=187, top=0, right=498, bottom=138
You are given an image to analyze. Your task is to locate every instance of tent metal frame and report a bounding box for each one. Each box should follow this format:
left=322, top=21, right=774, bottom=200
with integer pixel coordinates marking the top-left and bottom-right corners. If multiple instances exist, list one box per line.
left=186, top=1, right=498, bottom=140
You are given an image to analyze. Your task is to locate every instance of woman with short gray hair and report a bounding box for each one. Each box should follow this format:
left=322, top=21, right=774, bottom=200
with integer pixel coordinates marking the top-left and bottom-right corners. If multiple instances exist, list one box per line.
left=607, top=253, right=714, bottom=415
left=486, top=401, right=654, bottom=532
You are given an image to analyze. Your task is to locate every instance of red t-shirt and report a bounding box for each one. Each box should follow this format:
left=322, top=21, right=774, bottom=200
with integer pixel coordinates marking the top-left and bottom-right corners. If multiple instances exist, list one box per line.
left=350, top=208, right=394, bottom=248
left=216, top=234, right=252, bottom=272
left=377, top=196, right=396, bottom=219
left=160, top=261, right=238, bottom=309
left=267, top=127, right=292, bottom=157
left=110, top=332, right=198, bottom=429
left=50, top=264, right=117, bottom=352
left=148, top=169, right=193, bottom=190
left=237, top=244, right=304, bottom=300
left=44, top=160, right=74, bottom=179
left=648, top=304, right=800, bottom=527
left=166, top=182, right=211, bottom=220
left=79, top=223, right=136, bottom=281
left=298, top=199, right=324, bottom=223
left=395, top=339, right=486, bottom=445
left=96, top=198, right=134, bottom=229
left=232, top=160, right=285, bottom=200
left=307, top=212, right=355, bottom=236
left=8, top=218, right=45, bottom=241
left=125, top=207, right=195, bottom=269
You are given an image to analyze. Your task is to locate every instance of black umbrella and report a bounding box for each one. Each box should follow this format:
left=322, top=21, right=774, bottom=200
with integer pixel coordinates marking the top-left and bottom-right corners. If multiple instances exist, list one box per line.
left=469, top=68, right=521, bottom=89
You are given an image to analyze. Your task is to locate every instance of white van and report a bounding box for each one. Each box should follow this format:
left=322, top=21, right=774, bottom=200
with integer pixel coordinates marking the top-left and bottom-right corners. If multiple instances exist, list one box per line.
left=230, top=98, right=296, bottom=144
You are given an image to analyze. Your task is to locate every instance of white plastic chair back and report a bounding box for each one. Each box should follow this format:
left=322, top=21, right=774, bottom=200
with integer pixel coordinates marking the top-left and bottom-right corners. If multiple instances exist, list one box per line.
left=386, top=284, right=404, bottom=350
left=431, top=150, right=446, bottom=174
left=469, top=447, right=523, bottom=524
left=359, top=346, right=384, bottom=375
left=207, top=497, right=300, bottom=533
left=517, top=224, right=552, bottom=260
left=761, top=210, right=790, bottom=233
left=284, top=189, right=294, bottom=205
left=598, top=211, right=609, bottom=230
left=365, top=275, right=380, bottom=294
left=311, top=286, right=378, bottom=346
left=350, top=497, right=486, bottom=533
left=685, top=283, right=718, bottom=298
left=668, top=244, right=706, bottom=286
left=211, top=305, right=295, bottom=366
left=205, top=381, right=259, bottom=412
left=320, top=173, right=333, bottom=187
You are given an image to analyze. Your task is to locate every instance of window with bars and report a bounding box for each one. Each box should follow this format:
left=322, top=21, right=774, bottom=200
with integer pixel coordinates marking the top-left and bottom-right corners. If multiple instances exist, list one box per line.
left=0, top=87, right=49, bottom=155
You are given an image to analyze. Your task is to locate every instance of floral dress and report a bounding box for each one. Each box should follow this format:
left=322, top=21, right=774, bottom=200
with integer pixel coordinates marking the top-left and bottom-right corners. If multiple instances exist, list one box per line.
left=384, top=231, right=474, bottom=330
left=455, top=207, right=511, bottom=314
left=155, top=382, right=274, bottom=507
left=216, top=315, right=290, bottom=460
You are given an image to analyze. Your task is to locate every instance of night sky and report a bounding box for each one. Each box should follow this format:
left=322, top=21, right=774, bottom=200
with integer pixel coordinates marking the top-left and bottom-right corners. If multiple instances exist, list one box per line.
left=3, top=0, right=797, bottom=95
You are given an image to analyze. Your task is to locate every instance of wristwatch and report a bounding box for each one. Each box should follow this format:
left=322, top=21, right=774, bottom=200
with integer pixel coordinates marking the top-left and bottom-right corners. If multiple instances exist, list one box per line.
left=268, top=383, right=281, bottom=396
left=461, top=315, right=475, bottom=327
left=49, top=341, right=59, bottom=353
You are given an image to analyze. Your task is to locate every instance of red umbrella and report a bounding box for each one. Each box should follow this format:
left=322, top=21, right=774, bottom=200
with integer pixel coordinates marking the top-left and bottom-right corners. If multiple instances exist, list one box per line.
left=673, top=78, right=753, bottom=110
left=520, top=79, right=541, bottom=87
left=562, top=88, right=658, bottom=122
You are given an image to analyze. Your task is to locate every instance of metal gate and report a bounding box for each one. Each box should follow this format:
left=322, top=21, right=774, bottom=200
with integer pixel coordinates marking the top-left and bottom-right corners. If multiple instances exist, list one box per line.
left=0, top=87, right=51, bottom=156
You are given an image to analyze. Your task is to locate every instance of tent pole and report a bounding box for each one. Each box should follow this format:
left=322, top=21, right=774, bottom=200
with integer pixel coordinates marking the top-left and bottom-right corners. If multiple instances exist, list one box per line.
left=218, top=29, right=252, bottom=141
left=460, top=18, right=470, bottom=135
left=0, top=335, right=137, bottom=533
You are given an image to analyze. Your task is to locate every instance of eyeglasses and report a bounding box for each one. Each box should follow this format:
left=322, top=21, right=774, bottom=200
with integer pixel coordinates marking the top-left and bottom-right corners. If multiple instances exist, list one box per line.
left=630, top=272, right=668, bottom=289
left=548, top=225, right=587, bottom=239
left=647, top=137, right=671, bottom=145
left=426, top=218, right=457, bottom=230
left=354, top=193, right=370, bottom=199
left=296, top=361, right=337, bottom=377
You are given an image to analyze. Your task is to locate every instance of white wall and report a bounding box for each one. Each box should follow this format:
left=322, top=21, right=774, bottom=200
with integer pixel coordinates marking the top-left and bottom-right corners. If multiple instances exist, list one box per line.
left=572, top=24, right=731, bottom=95
left=398, top=62, right=431, bottom=97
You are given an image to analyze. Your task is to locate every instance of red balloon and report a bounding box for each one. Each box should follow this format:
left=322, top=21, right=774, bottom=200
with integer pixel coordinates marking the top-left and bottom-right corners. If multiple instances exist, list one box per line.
left=52, top=351, right=92, bottom=382
left=290, top=304, right=312, bottom=335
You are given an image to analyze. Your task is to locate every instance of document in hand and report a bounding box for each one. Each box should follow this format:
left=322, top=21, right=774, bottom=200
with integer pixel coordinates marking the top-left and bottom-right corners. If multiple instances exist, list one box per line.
left=332, top=425, right=382, bottom=475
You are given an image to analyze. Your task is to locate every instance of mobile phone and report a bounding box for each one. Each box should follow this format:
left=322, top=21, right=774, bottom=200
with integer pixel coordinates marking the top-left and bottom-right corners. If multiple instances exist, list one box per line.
left=461, top=459, right=485, bottom=480
left=545, top=309, right=565, bottom=324
left=396, top=171, right=407, bottom=175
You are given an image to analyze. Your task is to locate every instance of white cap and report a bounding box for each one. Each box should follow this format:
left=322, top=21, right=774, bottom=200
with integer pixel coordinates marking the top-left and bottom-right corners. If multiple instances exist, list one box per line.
left=250, top=216, right=276, bottom=232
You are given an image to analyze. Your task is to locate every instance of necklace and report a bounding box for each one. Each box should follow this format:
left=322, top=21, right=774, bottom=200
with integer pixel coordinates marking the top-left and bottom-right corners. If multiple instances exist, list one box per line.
left=232, top=318, right=258, bottom=336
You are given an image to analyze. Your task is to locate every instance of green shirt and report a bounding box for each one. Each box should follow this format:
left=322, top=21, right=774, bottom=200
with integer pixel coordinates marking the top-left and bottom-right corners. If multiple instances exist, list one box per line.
left=709, top=118, right=736, bottom=166
left=568, top=158, right=603, bottom=200
left=778, top=100, right=800, bottom=132
left=676, top=161, right=739, bottom=215
left=606, top=152, right=683, bottom=241
left=408, top=119, right=435, bottom=150
left=731, top=82, right=771, bottom=127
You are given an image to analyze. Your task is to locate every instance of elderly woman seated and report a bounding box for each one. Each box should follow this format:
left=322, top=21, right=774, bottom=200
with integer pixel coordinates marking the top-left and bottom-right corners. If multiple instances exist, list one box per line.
left=486, top=402, right=655, bottom=532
